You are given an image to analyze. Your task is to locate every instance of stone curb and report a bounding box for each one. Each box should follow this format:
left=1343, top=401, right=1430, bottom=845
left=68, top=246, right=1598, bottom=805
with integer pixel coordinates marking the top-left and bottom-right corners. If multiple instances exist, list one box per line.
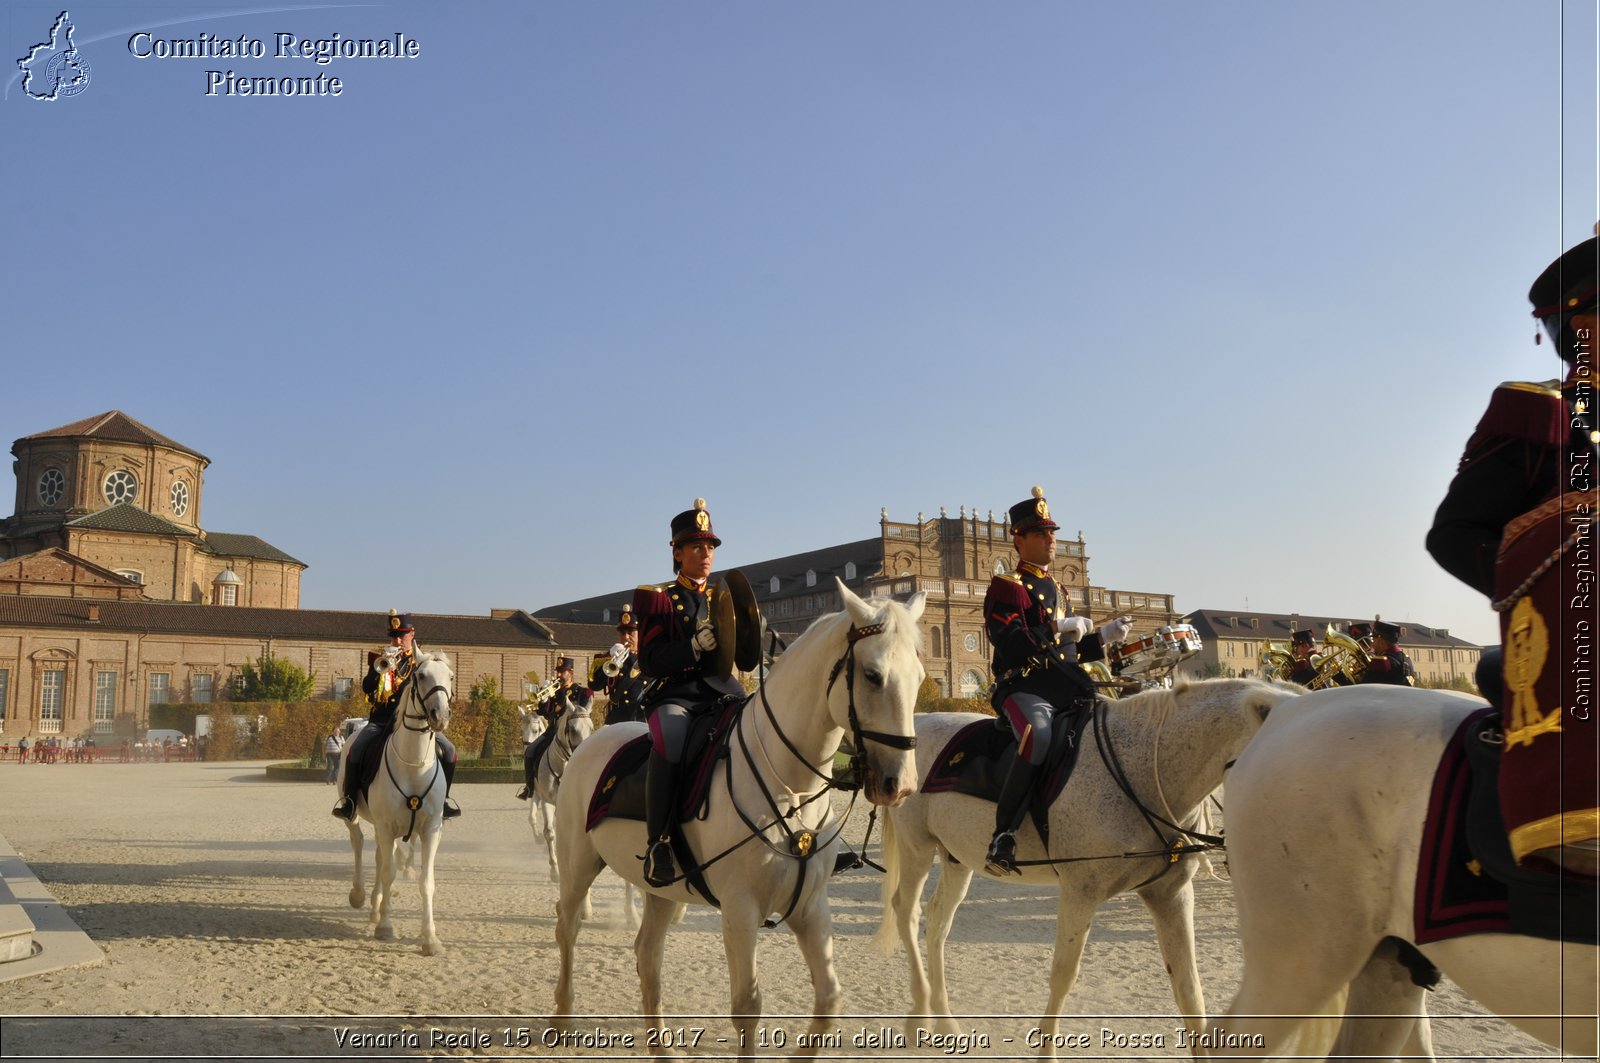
left=0, top=831, right=104, bottom=983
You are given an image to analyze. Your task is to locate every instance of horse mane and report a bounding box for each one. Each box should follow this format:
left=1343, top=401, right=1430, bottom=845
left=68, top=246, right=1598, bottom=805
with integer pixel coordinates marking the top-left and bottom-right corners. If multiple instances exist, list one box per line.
left=795, top=595, right=925, bottom=658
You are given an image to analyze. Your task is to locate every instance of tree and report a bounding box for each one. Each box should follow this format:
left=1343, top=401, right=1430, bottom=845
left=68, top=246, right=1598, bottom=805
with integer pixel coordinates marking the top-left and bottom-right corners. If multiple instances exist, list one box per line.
left=232, top=653, right=317, bottom=701
left=471, top=675, right=518, bottom=758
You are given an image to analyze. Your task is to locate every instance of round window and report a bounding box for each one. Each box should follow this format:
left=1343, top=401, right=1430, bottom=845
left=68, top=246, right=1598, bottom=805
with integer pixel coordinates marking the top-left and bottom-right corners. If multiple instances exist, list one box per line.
left=103, top=469, right=139, bottom=506
left=37, top=468, right=65, bottom=507
left=170, top=480, right=189, bottom=516
left=963, top=633, right=980, bottom=654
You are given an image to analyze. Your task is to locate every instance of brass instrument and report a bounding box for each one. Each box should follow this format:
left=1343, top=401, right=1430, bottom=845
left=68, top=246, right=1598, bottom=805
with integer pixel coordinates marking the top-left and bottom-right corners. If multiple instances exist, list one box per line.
left=1258, top=641, right=1294, bottom=682
left=602, top=642, right=629, bottom=677
left=1308, top=624, right=1371, bottom=689
left=530, top=676, right=561, bottom=703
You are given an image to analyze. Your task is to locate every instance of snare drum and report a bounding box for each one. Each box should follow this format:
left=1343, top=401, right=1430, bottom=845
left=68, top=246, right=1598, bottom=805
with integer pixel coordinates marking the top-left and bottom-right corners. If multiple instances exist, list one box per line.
left=1108, top=630, right=1167, bottom=675
left=1156, top=623, right=1203, bottom=660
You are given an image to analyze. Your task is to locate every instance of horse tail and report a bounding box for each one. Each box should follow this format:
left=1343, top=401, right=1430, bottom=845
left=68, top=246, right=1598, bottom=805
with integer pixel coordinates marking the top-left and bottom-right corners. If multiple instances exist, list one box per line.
left=869, top=812, right=901, bottom=955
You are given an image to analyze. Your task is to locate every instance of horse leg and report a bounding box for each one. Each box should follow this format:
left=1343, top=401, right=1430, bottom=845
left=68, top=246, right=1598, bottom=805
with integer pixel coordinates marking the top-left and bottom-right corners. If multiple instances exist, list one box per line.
left=924, top=853, right=974, bottom=1037
left=345, top=820, right=365, bottom=909
left=1329, top=941, right=1431, bottom=1061
left=552, top=826, right=607, bottom=1020
left=631, top=892, right=679, bottom=1054
left=1136, top=873, right=1207, bottom=1046
left=785, top=891, right=843, bottom=1055
left=372, top=828, right=397, bottom=941
left=540, top=800, right=561, bottom=884
left=415, top=827, right=444, bottom=956
left=717, top=900, right=763, bottom=1060
left=1032, top=889, right=1099, bottom=1060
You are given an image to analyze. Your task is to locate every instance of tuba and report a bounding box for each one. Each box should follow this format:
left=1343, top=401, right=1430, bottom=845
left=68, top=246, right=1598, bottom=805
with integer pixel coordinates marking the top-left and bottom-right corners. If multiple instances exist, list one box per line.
left=1258, top=641, right=1294, bottom=682
left=1309, top=624, right=1371, bottom=688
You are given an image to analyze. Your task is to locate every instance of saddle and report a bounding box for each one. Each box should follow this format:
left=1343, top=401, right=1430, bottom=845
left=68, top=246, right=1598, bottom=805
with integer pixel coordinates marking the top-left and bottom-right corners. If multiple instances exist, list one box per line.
left=1413, top=707, right=1597, bottom=946
left=920, top=705, right=1091, bottom=852
left=584, top=696, right=748, bottom=903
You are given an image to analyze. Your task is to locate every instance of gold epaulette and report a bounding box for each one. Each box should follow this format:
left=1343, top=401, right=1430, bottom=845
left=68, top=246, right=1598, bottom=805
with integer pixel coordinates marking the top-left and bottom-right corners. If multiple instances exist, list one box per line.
left=638, top=584, right=665, bottom=593
left=995, top=572, right=1024, bottom=585
left=1499, top=379, right=1563, bottom=396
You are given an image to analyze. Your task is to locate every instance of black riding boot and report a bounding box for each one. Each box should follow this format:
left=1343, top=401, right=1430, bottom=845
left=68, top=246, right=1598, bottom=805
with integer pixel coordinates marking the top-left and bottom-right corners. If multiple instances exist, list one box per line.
left=331, top=763, right=358, bottom=821
left=985, top=759, right=1039, bottom=875
left=439, top=739, right=461, bottom=819
left=516, top=731, right=551, bottom=801
left=643, top=751, right=679, bottom=887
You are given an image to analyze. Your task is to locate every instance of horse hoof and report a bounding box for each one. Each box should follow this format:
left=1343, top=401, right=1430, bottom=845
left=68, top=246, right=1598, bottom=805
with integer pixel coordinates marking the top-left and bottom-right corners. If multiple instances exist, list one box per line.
left=421, top=940, right=444, bottom=957
left=347, top=889, right=364, bottom=909
left=374, top=925, right=396, bottom=941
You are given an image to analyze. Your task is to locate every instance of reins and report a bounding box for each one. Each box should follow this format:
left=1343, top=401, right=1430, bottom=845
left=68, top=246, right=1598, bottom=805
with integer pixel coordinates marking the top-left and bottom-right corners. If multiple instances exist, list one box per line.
left=653, top=617, right=913, bottom=927
left=1008, top=695, right=1223, bottom=884
left=381, top=668, right=448, bottom=842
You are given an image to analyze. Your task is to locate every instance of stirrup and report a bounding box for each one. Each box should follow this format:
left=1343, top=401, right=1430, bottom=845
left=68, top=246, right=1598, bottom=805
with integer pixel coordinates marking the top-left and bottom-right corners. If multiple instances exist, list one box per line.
left=643, top=837, right=675, bottom=887
left=443, top=798, right=461, bottom=820
left=514, top=784, right=531, bottom=801
left=331, top=796, right=355, bottom=821
left=832, top=850, right=863, bottom=876
left=984, top=831, right=1020, bottom=876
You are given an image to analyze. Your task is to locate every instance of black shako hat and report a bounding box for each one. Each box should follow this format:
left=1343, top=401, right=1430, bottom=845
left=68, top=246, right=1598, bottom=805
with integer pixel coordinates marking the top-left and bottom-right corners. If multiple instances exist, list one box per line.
left=1008, top=485, right=1059, bottom=535
left=555, top=655, right=576, bottom=672
left=670, top=497, right=722, bottom=548
left=1291, top=629, right=1315, bottom=646
left=1529, top=235, right=1599, bottom=359
left=387, top=610, right=415, bottom=636
left=1373, top=620, right=1403, bottom=642
left=616, top=604, right=638, bottom=632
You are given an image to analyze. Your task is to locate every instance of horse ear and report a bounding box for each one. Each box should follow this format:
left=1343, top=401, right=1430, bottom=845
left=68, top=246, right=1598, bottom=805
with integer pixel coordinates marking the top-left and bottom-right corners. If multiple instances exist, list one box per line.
left=904, top=591, right=927, bottom=623
left=837, top=577, right=873, bottom=627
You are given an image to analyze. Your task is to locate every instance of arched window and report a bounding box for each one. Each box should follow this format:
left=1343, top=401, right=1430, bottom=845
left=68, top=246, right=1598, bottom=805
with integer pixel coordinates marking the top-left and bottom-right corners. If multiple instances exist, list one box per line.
left=930, top=627, right=944, bottom=658
left=959, top=669, right=984, bottom=697
left=805, top=569, right=816, bottom=587
left=844, top=562, right=857, bottom=580
left=770, top=576, right=780, bottom=593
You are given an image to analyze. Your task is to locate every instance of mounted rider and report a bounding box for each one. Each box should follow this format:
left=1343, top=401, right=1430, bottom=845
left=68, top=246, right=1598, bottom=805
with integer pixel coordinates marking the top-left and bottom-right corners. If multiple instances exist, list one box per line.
left=1427, top=230, right=1599, bottom=877
left=1287, top=629, right=1319, bottom=686
left=1357, top=619, right=1416, bottom=686
left=591, top=605, right=647, bottom=724
left=635, top=498, right=747, bottom=888
left=332, top=610, right=461, bottom=821
left=516, top=656, right=593, bottom=801
left=983, top=486, right=1132, bottom=875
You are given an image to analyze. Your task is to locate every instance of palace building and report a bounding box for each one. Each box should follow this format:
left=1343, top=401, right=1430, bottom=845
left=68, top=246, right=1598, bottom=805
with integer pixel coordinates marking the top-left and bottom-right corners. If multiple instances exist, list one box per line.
left=0, top=412, right=615, bottom=739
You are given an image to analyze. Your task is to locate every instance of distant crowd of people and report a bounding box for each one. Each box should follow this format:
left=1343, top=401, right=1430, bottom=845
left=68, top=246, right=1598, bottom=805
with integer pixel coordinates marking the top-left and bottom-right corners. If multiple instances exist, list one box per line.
left=1, top=734, right=201, bottom=763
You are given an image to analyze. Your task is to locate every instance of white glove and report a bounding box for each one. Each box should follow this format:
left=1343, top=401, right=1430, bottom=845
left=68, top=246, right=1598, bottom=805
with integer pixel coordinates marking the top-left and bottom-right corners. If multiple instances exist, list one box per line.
left=691, top=618, right=718, bottom=657
left=1098, top=615, right=1134, bottom=645
left=1055, top=615, right=1093, bottom=641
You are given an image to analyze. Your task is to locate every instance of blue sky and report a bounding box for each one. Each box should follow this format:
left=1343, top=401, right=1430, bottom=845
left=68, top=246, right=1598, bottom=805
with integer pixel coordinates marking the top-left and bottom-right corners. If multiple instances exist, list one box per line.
left=4, top=1, right=1596, bottom=646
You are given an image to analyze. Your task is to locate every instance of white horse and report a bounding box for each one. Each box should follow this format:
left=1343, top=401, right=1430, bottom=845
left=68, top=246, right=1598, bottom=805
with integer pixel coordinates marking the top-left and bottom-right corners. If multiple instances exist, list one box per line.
left=871, top=676, right=1300, bottom=1056
left=337, top=652, right=455, bottom=955
left=530, top=699, right=594, bottom=883
left=554, top=581, right=927, bottom=1053
left=1211, top=684, right=1598, bottom=1060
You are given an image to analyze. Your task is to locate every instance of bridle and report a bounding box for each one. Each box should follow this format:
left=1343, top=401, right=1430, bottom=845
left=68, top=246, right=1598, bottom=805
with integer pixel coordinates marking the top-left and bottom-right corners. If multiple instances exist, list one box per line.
left=668, top=615, right=917, bottom=926
left=383, top=661, right=452, bottom=841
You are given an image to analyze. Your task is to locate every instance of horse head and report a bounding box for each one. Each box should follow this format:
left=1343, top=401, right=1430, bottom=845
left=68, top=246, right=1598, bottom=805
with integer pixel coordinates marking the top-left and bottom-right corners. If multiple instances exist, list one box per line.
left=518, top=703, right=548, bottom=744
left=558, top=702, right=595, bottom=749
left=831, top=578, right=926, bottom=806
left=410, top=653, right=454, bottom=733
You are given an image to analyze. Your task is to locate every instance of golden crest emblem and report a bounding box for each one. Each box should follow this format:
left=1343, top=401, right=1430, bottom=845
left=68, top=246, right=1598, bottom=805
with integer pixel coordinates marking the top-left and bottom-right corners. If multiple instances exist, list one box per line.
left=1504, top=596, right=1561, bottom=748
left=1036, top=499, right=1050, bottom=521
left=796, top=831, right=814, bottom=857
left=695, top=509, right=710, bottom=531
left=389, top=613, right=401, bottom=632
left=603, top=775, right=616, bottom=793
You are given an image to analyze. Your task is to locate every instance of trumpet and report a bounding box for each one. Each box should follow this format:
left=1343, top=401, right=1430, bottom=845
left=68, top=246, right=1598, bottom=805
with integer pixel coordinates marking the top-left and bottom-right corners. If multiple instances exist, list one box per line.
left=602, top=642, right=629, bottom=677
left=531, top=676, right=561, bottom=703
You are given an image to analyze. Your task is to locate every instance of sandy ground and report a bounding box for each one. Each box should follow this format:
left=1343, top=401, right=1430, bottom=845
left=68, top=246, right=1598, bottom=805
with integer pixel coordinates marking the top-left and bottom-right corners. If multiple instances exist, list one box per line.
left=0, top=760, right=1560, bottom=1061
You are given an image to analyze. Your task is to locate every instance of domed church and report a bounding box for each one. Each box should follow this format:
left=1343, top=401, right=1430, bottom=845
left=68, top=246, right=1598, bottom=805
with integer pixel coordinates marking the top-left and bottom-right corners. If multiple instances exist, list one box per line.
left=0, top=411, right=304, bottom=605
